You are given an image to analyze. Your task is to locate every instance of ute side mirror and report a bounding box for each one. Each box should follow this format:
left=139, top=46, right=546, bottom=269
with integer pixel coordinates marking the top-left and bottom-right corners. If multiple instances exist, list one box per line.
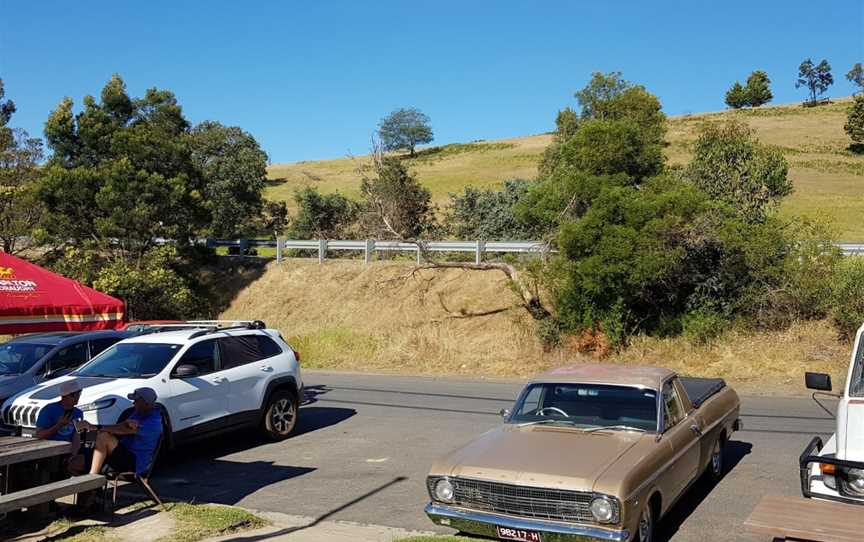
left=499, top=408, right=511, bottom=419
left=173, top=364, right=199, bottom=378
left=805, top=372, right=832, bottom=392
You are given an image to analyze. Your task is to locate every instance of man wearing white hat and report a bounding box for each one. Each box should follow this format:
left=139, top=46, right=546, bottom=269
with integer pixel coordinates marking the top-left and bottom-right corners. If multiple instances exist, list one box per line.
left=35, top=380, right=86, bottom=474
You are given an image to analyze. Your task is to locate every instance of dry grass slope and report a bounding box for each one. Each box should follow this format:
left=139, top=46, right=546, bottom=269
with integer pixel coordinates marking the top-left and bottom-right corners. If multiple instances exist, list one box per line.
left=222, top=259, right=850, bottom=394
left=266, top=99, right=864, bottom=238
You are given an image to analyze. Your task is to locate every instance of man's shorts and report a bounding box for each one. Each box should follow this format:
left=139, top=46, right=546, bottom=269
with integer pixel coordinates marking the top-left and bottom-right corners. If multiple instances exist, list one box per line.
left=107, top=443, right=137, bottom=473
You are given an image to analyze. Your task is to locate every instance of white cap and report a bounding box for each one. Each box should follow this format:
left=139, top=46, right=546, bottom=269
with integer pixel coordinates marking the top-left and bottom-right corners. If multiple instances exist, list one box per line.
left=59, top=380, right=82, bottom=397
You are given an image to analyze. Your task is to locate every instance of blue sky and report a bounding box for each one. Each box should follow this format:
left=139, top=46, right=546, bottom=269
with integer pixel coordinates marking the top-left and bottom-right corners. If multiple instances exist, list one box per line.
left=1, top=1, right=862, bottom=163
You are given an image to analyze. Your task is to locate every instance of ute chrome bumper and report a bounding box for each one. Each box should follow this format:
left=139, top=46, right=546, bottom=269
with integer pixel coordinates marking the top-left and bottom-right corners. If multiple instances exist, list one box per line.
left=425, top=503, right=631, bottom=542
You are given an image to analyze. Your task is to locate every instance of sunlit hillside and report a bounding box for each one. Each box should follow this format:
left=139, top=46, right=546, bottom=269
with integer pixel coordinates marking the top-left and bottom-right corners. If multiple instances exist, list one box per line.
left=266, top=98, right=864, bottom=239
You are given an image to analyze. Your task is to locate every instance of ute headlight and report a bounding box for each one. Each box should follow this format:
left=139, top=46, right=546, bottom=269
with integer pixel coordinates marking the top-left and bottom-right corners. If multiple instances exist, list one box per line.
left=79, top=398, right=116, bottom=412
left=589, top=496, right=617, bottom=523
left=845, top=468, right=864, bottom=495
left=433, top=479, right=455, bottom=503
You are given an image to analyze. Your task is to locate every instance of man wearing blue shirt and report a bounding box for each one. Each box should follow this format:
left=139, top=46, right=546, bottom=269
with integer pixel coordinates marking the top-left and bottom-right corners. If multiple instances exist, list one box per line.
left=36, top=380, right=85, bottom=474
left=85, top=387, right=163, bottom=476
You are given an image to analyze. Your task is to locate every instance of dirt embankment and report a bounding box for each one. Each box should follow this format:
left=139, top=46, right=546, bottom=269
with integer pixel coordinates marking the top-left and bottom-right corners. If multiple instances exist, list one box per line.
left=221, top=259, right=851, bottom=395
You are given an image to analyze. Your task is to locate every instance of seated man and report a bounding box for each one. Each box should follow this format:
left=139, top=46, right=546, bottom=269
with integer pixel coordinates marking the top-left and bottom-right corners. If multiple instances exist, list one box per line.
left=85, top=387, right=162, bottom=477
left=35, top=380, right=86, bottom=474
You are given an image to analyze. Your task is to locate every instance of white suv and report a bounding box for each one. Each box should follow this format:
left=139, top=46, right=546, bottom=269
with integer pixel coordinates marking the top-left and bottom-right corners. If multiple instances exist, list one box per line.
left=2, top=322, right=303, bottom=446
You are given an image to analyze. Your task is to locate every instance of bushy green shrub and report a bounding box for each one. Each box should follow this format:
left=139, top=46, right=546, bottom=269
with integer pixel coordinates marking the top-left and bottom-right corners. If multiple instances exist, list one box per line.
left=53, top=245, right=197, bottom=320
left=289, top=186, right=358, bottom=239
left=831, top=257, right=864, bottom=340
left=549, top=174, right=800, bottom=346
left=681, top=309, right=727, bottom=344
left=444, top=179, right=535, bottom=240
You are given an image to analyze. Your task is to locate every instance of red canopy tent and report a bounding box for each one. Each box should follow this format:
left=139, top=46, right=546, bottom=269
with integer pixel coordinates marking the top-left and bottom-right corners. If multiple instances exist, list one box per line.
left=0, top=252, right=125, bottom=334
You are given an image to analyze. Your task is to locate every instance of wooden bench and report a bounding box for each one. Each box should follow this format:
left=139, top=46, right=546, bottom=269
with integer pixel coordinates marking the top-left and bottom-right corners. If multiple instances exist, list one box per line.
left=0, top=474, right=105, bottom=514
left=744, top=494, right=864, bottom=541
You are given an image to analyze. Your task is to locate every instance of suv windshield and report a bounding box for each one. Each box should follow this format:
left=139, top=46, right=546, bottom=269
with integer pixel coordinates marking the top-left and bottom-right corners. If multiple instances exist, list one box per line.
left=509, top=383, right=658, bottom=431
left=75, top=343, right=181, bottom=378
left=0, top=343, right=52, bottom=375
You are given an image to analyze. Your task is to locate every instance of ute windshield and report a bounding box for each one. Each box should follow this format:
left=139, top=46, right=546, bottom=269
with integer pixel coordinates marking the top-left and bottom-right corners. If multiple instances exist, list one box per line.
left=0, top=343, right=52, bottom=375
left=75, top=343, right=181, bottom=379
left=508, top=382, right=658, bottom=432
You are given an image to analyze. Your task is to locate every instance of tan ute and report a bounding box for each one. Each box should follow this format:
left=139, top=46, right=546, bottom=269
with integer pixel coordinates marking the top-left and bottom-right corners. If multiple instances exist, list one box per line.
left=425, top=364, right=741, bottom=542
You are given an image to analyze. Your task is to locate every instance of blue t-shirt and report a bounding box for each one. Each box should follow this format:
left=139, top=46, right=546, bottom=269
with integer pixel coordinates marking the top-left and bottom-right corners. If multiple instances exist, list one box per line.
left=120, top=408, right=162, bottom=474
left=35, top=402, right=83, bottom=443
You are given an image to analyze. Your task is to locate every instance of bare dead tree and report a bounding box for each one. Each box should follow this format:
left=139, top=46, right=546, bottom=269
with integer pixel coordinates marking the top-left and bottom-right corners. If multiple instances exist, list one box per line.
left=353, top=138, right=553, bottom=321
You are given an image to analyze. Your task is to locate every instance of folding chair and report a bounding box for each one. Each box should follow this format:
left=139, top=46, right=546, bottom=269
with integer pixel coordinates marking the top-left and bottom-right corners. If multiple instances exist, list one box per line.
left=104, top=434, right=166, bottom=516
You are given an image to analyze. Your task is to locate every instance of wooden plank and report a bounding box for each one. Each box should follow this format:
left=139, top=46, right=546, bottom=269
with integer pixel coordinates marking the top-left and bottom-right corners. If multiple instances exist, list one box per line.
left=0, top=474, right=105, bottom=514
left=0, top=437, right=69, bottom=467
left=744, top=495, right=864, bottom=542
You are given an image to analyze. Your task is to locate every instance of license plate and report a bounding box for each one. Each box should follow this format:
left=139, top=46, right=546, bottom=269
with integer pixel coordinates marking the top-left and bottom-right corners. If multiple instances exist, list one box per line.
left=496, top=526, right=542, bottom=542
left=20, top=428, right=35, bottom=438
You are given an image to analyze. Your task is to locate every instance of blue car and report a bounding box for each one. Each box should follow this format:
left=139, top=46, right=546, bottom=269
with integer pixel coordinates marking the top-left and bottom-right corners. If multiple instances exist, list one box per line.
left=0, top=330, right=131, bottom=414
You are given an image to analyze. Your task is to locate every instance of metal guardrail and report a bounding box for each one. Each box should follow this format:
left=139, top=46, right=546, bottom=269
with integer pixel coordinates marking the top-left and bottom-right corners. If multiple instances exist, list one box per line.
left=839, top=243, right=864, bottom=256
left=206, top=238, right=549, bottom=264
left=206, top=239, right=864, bottom=263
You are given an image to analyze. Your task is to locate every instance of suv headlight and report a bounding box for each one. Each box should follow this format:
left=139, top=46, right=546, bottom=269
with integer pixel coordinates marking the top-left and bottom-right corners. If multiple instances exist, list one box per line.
left=79, top=398, right=116, bottom=412
left=589, top=495, right=620, bottom=524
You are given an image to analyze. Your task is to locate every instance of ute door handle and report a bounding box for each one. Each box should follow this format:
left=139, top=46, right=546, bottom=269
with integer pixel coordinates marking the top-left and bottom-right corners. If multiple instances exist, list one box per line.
left=259, top=365, right=274, bottom=372
left=212, top=376, right=229, bottom=384
left=690, top=425, right=703, bottom=437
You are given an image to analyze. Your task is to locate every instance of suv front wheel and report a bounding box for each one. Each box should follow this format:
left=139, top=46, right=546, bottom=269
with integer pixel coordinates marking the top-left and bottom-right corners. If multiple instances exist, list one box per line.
left=262, top=390, right=298, bottom=440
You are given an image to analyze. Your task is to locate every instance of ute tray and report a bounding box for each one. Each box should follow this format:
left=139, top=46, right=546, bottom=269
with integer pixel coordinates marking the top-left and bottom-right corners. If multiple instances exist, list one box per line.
left=679, top=377, right=726, bottom=408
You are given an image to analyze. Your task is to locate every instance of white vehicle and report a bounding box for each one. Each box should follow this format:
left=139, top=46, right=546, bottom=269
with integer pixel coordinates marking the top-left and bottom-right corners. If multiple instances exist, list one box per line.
left=1, top=322, right=303, bottom=446
left=801, top=322, right=864, bottom=505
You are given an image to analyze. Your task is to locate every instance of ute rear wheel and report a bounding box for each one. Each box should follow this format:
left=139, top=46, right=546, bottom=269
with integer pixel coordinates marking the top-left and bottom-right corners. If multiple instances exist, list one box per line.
left=263, top=390, right=298, bottom=440
left=707, top=435, right=726, bottom=483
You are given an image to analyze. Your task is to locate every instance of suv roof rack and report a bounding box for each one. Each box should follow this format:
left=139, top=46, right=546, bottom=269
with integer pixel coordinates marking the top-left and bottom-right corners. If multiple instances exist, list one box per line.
left=186, top=320, right=267, bottom=340
left=187, top=320, right=266, bottom=328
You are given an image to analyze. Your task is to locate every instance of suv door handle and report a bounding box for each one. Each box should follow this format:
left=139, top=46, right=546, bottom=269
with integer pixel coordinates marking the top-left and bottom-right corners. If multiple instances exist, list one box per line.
left=212, top=376, right=229, bottom=384
left=259, top=366, right=273, bottom=372
left=690, top=425, right=703, bottom=437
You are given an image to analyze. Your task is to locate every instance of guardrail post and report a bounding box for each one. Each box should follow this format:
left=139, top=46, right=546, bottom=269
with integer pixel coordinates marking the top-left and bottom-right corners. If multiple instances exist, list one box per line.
left=475, top=240, right=484, bottom=265
left=416, top=244, right=422, bottom=264
left=239, top=239, right=249, bottom=255
left=276, top=238, right=283, bottom=263
left=318, top=239, right=327, bottom=264
left=365, top=239, right=374, bottom=264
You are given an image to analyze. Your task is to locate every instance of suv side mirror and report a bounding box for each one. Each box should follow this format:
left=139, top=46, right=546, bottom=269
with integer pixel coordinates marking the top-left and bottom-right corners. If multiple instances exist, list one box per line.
left=499, top=408, right=511, bottom=419
left=805, top=372, right=832, bottom=392
left=174, top=364, right=199, bottom=378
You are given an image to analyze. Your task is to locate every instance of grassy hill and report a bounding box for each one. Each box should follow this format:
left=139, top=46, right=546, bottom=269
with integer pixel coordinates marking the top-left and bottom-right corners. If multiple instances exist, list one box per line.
left=266, top=98, right=864, bottom=239
left=221, top=259, right=849, bottom=393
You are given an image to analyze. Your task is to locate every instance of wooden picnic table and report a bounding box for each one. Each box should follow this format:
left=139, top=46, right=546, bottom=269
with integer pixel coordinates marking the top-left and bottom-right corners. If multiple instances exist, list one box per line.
left=0, top=436, right=73, bottom=518
left=744, top=494, right=864, bottom=542
left=0, top=436, right=69, bottom=468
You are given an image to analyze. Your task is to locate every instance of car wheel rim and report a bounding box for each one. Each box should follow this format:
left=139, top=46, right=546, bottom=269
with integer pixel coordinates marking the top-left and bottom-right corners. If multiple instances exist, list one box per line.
left=639, top=505, right=652, bottom=542
left=271, top=398, right=295, bottom=434
left=712, top=440, right=722, bottom=475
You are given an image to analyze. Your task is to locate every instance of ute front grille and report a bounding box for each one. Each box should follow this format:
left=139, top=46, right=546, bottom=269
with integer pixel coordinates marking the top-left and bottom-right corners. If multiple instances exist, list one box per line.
left=429, top=477, right=616, bottom=523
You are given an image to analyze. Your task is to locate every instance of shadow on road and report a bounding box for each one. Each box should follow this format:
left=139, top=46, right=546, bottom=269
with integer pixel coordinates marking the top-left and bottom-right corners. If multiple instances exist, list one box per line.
left=221, top=477, right=408, bottom=541
left=153, top=460, right=316, bottom=506
left=656, top=440, right=752, bottom=542
left=148, top=403, right=355, bottom=505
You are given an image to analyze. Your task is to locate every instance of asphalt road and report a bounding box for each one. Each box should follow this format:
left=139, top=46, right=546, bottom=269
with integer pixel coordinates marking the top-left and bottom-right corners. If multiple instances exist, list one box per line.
left=152, top=370, right=837, bottom=541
